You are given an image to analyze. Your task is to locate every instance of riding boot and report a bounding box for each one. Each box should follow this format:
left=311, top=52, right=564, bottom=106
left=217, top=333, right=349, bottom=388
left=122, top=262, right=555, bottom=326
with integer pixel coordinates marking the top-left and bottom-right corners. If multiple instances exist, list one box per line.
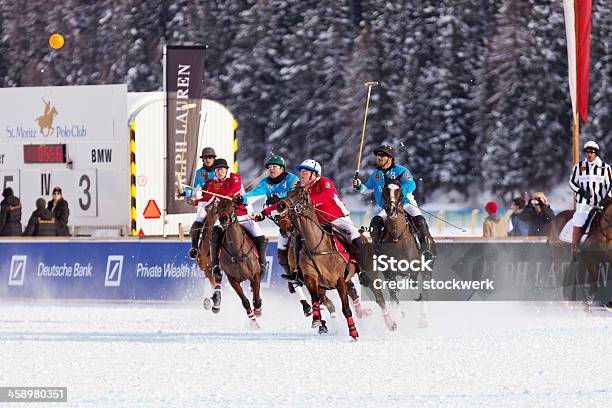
left=210, top=226, right=224, bottom=282
left=351, top=236, right=367, bottom=270
left=414, top=215, right=434, bottom=261
left=278, top=248, right=297, bottom=282
left=571, top=226, right=582, bottom=261
left=369, top=215, right=385, bottom=254
left=253, top=236, right=269, bottom=276
left=188, top=221, right=204, bottom=259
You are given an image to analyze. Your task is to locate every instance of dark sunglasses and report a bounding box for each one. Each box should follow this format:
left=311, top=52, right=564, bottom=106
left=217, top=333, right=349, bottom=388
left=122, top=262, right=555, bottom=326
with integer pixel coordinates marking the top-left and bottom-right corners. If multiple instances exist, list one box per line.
left=585, top=150, right=597, bottom=154
left=376, top=153, right=389, bottom=158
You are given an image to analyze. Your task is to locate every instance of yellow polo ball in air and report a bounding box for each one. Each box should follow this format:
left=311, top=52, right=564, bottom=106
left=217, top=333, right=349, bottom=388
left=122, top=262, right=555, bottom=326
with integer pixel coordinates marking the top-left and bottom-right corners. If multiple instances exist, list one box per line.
left=49, top=33, right=64, bottom=49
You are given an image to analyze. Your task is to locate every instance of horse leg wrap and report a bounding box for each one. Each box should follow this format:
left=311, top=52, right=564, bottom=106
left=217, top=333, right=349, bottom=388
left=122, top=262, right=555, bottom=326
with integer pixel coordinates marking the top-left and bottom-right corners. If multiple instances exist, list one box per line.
left=346, top=316, right=359, bottom=338
left=353, top=295, right=365, bottom=318
left=313, top=301, right=321, bottom=321
left=246, top=308, right=256, bottom=321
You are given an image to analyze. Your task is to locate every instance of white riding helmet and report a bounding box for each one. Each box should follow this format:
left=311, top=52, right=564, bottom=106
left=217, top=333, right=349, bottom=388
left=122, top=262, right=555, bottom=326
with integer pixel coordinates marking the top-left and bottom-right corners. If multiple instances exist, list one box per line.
left=583, top=141, right=599, bottom=152
left=296, top=159, right=322, bottom=175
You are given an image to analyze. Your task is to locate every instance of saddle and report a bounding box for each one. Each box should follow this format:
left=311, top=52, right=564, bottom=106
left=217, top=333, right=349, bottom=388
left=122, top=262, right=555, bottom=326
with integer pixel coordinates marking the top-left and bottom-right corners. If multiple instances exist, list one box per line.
left=321, top=224, right=353, bottom=263
left=219, top=226, right=260, bottom=261
left=559, top=207, right=602, bottom=244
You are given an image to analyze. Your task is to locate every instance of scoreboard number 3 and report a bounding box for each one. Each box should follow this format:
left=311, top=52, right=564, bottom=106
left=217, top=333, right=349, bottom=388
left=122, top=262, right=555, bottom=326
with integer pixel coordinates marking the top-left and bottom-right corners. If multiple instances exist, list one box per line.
left=73, top=169, right=97, bottom=217
left=78, top=174, right=91, bottom=211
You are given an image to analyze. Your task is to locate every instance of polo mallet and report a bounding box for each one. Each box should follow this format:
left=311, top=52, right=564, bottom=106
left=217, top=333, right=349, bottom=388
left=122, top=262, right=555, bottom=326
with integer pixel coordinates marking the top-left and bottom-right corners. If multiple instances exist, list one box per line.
left=355, top=81, right=379, bottom=181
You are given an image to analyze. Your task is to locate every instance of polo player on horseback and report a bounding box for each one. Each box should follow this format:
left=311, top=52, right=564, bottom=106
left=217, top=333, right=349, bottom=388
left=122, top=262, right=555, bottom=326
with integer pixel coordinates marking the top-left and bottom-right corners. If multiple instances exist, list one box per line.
left=177, top=147, right=217, bottom=259
left=261, top=159, right=367, bottom=270
left=569, top=140, right=612, bottom=258
left=196, top=158, right=268, bottom=282
left=233, top=155, right=304, bottom=277
left=352, top=145, right=433, bottom=260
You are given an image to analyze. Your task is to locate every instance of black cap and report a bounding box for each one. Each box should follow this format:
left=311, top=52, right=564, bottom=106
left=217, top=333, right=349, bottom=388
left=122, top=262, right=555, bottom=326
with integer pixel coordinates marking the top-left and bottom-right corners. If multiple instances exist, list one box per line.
left=2, top=187, right=13, bottom=198
left=52, top=187, right=62, bottom=194
left=212, top=158, right=230, bottom=170
left=200, top=147, right=216, bottom=159
left=373, top=145, right=395, bottom=159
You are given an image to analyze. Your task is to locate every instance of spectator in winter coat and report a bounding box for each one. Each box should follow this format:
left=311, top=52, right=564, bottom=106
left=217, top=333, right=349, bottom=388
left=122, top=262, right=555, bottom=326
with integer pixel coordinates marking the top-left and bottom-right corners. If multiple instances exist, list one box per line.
left=0, top=187, right=22, bottom=236
left=483, top=201, right=508, bottom=238
left=522, top=192, right=554, bottom=236
left=508, top=197, right=529, bottom=237
left=23, top=198, right=57, bottom=236
left=47, top=187, right=70, bottom=236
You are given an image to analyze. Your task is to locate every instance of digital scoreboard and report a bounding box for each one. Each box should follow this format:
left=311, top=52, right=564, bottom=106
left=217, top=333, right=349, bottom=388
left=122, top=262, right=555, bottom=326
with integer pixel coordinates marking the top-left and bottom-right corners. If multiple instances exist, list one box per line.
left=23, top=144, right=67, bottom=164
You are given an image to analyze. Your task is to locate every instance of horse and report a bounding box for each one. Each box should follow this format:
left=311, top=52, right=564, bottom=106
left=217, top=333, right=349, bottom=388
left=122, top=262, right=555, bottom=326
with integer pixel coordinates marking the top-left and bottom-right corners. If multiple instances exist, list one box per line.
left=277, top=186, right=397, bottom=338
left=376, top=178, right=436, bottom=328
left=548, top=199, right=612, bottom=307
left=275, top=201, right=373, bottom=319
left=36, top=106, right=58, bottom=137
left=216, top=198, right=263, bottom=328
left=195, top=202, right=222, bottom=313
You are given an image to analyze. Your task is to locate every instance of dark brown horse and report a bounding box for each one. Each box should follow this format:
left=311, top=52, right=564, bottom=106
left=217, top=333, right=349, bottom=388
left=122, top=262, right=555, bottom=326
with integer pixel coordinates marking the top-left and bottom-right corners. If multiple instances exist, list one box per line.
left=548, top=200, right=612, bottom=305
left=196, top=203, right=221, bottom=312
left=216, top=199, right=263, bottom=328
left=378, top=178, right=435, bottom=327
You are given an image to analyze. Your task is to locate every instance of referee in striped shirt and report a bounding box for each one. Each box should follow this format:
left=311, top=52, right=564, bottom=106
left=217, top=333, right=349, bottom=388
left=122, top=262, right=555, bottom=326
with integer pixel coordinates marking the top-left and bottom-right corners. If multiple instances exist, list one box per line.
left=569, top=141, right=612, bottom=255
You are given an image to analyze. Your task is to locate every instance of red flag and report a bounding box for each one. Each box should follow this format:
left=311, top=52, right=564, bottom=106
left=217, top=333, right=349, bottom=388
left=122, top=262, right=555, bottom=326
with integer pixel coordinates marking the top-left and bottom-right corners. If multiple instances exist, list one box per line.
left=576, top=0, right=592, bottom=123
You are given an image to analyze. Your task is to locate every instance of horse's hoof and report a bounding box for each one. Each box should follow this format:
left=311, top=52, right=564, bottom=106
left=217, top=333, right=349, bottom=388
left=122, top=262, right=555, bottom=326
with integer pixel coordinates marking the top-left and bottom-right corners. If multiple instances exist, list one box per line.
left=249, top=319, right=260, bottom=329
left=349, top=330, right=359, bottom=340
left=203, top=298, right=212, bottom=310
left=311, top=319, right=322, bottom=328
left=384, top=314, right=398, bottom=331
left=318, top=322, right=328, bottom=334
left=212, top=305, right=221, bottom=314
left=301, top=300, right=312, bottom=317
left=254, top=307, right=262, bottom=317
left=418, top=316, right=428, bottom=328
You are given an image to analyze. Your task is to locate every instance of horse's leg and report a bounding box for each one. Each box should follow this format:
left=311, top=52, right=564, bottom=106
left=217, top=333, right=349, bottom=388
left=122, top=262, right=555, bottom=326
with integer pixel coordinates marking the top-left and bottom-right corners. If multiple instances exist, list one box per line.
left=293, top=284, right=312, bottom=316
left=317, top=288, right=329, bottom=334
left=360, top=271, right=397, bottom=331
left=418, top=269, right=431, bottom=328
left=251, top=265, right=263, bottom=317
left=321, top=292, right=336, bottom=318
left=303, top=273, right=322, bottom=329
left=336, top=277, right=358, bottom=339
left=348, top=274, right=372, bottom=318
left=211, top=269, right=222, bottom=314
left=227, top=275, right=259, bottom=328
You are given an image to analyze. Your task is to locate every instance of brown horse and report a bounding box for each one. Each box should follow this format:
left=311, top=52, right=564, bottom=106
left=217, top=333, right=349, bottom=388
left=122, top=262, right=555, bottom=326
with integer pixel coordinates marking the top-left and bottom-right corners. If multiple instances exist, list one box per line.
left=548, top=200, right=612, bottom=305
left=216, top=199, right=263, bottom=328
left=277, top=187, right=397, bottom=338
left=378, top=178, right=435, bottom=327
left=196, top=203, right=221, bottom=312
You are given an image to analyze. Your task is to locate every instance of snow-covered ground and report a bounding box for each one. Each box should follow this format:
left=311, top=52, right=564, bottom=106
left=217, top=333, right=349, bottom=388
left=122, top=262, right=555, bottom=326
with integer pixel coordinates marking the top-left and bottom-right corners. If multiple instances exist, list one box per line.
left=1, top=296, right=611, bottom=407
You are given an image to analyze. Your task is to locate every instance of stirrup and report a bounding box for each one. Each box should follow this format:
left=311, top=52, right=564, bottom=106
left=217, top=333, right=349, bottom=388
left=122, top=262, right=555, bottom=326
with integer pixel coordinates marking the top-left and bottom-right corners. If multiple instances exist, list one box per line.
left=211, top=265, right=222, bottom=280
left=421, top=249, right=434, bottom=261
left=281, top=270, right=298, bottom=282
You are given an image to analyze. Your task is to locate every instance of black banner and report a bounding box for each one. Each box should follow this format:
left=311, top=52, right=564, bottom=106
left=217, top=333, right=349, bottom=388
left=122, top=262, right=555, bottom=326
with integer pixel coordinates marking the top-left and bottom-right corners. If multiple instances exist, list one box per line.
left=166, top=45, right=205, bottom=214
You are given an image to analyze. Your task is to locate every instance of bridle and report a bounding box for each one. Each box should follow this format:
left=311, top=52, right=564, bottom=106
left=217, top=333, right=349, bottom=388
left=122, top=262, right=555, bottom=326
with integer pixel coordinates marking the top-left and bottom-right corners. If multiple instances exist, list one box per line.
left=217, top=200, right=255, bottom=263
left=383, top=182, right=410, bottom=242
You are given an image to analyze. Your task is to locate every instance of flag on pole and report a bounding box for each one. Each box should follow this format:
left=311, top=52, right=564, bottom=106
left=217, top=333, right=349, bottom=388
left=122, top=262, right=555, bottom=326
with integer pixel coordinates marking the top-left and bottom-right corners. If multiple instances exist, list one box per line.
left=563, top=0, right=592, bottom=124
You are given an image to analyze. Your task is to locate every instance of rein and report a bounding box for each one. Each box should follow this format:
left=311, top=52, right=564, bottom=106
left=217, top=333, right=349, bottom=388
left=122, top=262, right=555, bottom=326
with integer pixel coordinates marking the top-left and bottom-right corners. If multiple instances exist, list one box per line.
left=219, top=207, right=255, bottom=263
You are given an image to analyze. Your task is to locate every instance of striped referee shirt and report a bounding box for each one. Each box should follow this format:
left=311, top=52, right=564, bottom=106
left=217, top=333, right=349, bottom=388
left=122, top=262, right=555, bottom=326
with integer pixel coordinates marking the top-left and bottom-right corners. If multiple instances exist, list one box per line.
left=569, top=157, right=612, bottom=205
